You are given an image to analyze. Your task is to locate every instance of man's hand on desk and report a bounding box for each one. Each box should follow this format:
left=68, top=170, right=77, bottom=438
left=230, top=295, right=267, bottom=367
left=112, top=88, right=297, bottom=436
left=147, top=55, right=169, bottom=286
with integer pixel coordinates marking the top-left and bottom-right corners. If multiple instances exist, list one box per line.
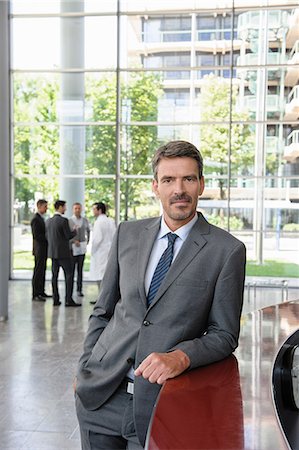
left=134, top=349, right=190, bottom=385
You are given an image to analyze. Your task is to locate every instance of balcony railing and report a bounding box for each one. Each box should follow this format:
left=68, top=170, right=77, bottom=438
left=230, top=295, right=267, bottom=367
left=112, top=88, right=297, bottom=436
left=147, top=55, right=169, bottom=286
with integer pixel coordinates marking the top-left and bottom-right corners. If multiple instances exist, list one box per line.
left=287, top=85, right=299, bottom=103
left=287, top=129, right=299, bottom=146
left=237, top=52, right=285, bottom=66
left=237, top=10, right=289, bottom=40
left=142, top=27, right=238, bottom=44
left=240, top=94, right=281, bottom=113
left=289, top=40, right=299, bottom=60
left=284, top=85, right=299, bottom=120
left=284, top=130, right=299, bottom=162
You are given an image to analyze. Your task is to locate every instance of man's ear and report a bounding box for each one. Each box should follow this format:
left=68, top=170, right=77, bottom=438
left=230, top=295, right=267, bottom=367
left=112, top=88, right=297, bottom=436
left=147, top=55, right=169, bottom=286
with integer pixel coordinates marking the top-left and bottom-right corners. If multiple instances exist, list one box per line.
left=199, top=176, right=205, bottom=196
left=152, top=179, right=159, bottom=199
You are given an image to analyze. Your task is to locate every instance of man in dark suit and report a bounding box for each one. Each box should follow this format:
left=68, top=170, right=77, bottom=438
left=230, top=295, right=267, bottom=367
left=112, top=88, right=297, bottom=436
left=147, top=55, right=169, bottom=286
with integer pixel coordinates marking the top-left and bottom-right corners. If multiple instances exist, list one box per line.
left=75, top=141, right=246, bottom=449
left=46, top=200, right=81, bottom=307
left=31, top=199, right=51, bottom=302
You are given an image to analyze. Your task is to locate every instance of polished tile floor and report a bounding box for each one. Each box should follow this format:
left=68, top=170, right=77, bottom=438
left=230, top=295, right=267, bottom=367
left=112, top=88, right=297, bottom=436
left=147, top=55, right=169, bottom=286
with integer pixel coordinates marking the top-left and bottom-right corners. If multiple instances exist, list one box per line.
left=0, top=279, right=298, bottom=450
left=0, top=280, right=100, bottom=450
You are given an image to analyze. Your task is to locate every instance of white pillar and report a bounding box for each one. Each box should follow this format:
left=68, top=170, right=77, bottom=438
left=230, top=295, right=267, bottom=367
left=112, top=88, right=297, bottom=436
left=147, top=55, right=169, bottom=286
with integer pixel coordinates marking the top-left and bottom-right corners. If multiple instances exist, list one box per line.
left=253, top=11, right=268, bottom=264
left=59, top=0, right=85, bottom=216
left=0, top=1, right=10, bottom=320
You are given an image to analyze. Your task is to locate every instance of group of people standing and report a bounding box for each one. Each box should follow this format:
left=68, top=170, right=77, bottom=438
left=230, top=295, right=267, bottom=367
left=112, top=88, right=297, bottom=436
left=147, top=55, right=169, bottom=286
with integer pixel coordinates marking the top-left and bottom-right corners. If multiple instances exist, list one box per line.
left=30, top=199, right=115, bottom=307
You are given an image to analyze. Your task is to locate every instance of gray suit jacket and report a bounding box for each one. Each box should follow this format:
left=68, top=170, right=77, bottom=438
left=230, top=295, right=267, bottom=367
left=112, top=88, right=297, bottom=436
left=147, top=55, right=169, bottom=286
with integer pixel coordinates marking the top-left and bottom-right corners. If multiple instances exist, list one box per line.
left=76, top=213, right=246, bottom=445
left=46, top=214, right=76, bottom=259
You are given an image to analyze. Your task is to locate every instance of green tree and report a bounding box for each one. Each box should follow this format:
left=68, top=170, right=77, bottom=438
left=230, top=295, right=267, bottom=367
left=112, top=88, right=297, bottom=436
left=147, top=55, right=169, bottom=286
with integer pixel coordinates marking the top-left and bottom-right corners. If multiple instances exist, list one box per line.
left=200, top=74, right=255, bottom=200
left=13, top=75, right=59, bottom=222
left=14, top=72, right=163, bottom=222
left=85, top=72, right=163, bottom=220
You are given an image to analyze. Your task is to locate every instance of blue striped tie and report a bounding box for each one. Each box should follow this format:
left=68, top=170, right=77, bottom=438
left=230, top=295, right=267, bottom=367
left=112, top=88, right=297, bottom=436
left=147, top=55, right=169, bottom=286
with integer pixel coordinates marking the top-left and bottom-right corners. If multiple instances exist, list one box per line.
left=147, top=233, right=178, bottom=306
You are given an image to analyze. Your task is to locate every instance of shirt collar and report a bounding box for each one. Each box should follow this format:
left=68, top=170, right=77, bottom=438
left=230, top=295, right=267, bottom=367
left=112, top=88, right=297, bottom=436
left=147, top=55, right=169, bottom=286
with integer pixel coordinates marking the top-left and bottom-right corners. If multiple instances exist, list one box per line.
left=158, top=213, right=198, bottom=241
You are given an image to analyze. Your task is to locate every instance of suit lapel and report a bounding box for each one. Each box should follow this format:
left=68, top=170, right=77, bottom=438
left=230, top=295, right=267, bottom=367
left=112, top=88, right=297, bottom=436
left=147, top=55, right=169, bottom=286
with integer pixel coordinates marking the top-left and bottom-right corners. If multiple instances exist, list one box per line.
left=137, top=218, right=161, bottom=307
left=148, top=213, right=210, bottom=309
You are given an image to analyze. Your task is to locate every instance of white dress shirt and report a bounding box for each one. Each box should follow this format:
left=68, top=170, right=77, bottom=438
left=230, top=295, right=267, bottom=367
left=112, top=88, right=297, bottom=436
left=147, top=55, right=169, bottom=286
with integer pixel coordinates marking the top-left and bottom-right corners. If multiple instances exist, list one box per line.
left=126, top=213, right=198, bottom=381
left=127, top=214, right=198, bottom=381
left=144, top=213, right=198, bottom=295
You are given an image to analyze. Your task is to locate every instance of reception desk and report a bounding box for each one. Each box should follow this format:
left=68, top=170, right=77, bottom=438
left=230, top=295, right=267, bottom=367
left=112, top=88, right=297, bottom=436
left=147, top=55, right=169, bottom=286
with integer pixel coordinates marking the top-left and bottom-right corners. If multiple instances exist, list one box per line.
left=146, top=300, right=299, bottom=450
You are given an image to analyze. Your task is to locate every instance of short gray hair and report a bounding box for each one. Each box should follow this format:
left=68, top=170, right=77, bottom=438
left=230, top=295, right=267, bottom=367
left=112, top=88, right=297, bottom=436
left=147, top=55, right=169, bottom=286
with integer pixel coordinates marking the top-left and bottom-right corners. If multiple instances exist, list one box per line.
left=152, top=140, right=203, bottom=180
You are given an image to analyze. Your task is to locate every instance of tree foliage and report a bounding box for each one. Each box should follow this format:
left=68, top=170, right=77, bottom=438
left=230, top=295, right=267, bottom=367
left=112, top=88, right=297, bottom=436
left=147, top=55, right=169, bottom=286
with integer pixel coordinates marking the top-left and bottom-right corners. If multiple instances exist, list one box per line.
left=199, top=74, right=255, bottom=199
left=13, top=72, right=163, bottom=222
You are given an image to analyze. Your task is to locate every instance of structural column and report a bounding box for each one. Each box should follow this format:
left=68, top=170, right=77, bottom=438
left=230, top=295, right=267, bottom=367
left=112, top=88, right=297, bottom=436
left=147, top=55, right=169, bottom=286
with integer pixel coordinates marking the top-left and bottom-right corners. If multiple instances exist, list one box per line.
left=59, top=0, right=85, bottom=215
left=0, top=1, right=10, bottom=320
left=253, top=10, right=268, bottom=264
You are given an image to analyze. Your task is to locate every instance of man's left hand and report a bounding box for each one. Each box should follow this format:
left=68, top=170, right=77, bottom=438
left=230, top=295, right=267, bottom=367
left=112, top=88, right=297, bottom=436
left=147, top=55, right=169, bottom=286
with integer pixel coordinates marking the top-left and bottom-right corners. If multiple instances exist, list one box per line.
left=134, top=349, right=190, bottom=384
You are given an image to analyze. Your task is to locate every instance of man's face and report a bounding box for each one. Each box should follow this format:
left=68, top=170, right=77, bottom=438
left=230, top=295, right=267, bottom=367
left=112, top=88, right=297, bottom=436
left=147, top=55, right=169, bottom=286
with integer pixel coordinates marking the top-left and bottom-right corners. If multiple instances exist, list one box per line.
left=59, top=204, right=67, bottom=215
left=152, top=157, right=204, bottom=231
left=39, top=203, right=48, bottom=215
left=73, top=204, right=82, bottom=218
left=92, top=205, right=99, bottom=217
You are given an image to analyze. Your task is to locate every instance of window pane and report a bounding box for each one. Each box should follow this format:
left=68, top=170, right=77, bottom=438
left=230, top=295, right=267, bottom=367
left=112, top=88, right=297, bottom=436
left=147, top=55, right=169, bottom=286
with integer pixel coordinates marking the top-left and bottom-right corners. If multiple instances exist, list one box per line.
left=86, top=126, right=116, bottom=175
left=199, top=124, right=230, bottom=176
left=14, top=125, right=116, bottom=176
left=120, top=1, right=234, bottom=13
left=85, top=179, right=116, bottom=217
left=14, top=126, right=59, bottom=176
left=13, top=177, right=59, bottom=232
left=13, top=73, right=117, bottom=123
left=11, top=18, right=60, bottom=69
left=12, top=16, right=117, bottom=70
left=85, top=17, right=117, bottom=69
left=11, top=0, right=117, bottom=14
left=120, top=178, right=160, bottom=221
left=120, top=125, right=159, bottom=175
left=120, top=72, right=163, bottom=123
left=199, top=178, right=229, bottom=229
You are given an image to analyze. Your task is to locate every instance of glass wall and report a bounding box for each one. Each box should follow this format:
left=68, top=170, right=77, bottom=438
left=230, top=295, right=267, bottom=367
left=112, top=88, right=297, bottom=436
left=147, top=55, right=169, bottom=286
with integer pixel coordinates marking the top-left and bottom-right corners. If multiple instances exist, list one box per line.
left=10, top=0, right=299, bottom=278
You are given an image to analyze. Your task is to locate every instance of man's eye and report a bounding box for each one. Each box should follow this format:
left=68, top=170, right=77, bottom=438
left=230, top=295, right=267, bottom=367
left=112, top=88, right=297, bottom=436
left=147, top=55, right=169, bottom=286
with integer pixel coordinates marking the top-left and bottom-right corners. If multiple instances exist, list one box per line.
left=185, top=177, right=194, bottom=182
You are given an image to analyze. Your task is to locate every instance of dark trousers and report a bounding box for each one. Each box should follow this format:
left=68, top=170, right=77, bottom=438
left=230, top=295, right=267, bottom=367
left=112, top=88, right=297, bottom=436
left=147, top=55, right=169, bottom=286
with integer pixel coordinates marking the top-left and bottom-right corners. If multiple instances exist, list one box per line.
left=72, top=254, right=85, bottom=293
left=51, top=257, right=74, bottom=303
left=32, top=253, right=47, bottom=297
left=76, top=383, right=143, bottom=450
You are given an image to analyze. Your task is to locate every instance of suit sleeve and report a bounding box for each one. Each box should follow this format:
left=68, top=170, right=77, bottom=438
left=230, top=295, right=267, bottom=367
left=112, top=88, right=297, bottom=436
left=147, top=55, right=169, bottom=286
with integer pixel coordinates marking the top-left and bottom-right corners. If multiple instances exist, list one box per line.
left=63, top=217, right=76, bottom=241
left=78, top=224, right=121, bottom=368
left=170, top=242, right=246, bottom=368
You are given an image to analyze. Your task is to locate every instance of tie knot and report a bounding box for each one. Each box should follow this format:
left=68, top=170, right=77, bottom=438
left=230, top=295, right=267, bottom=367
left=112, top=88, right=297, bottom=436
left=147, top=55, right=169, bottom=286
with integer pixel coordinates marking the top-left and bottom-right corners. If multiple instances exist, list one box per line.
left=167, top=232, right=178, bottom=245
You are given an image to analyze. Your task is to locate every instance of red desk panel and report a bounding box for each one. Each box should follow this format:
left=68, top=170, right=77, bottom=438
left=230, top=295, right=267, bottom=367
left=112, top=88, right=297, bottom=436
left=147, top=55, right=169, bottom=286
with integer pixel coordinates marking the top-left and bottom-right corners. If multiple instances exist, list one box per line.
left=146, top=300, right=299, bottom=450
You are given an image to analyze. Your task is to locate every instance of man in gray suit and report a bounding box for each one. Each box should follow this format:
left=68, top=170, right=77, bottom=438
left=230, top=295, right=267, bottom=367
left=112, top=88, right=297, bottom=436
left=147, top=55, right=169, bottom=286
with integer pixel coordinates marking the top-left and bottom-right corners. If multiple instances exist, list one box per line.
left=75, top=141, right=246, bottom=449
left=46, top=200, right=81, bottom=307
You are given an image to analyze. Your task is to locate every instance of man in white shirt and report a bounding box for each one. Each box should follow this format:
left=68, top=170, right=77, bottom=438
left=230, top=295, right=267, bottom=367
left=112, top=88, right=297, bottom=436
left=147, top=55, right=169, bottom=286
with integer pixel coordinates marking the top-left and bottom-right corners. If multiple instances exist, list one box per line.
left=89, top=202, right=116, bottom=304
left=69, top=202, right=90, bottom=298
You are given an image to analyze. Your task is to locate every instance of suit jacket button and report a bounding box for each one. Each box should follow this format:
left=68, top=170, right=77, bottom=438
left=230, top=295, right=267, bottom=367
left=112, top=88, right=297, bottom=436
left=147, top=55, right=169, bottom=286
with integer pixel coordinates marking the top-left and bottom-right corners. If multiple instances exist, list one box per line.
left=127, top=358, right=133, bottom=364
left=143, top=320, right=150, bottom=326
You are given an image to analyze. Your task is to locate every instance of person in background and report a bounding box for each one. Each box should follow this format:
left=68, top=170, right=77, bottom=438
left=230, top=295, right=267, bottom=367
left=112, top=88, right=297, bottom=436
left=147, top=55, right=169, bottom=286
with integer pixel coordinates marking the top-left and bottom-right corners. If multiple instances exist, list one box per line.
left=31, top=199, right=52, bottom=302
left=69, top=202, right=90, bottom=298
left=89, top=202, right=116, bottom=305
left=75, top=140, right=246, bottom=449
left=46, top=200, right=81, bottom=307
